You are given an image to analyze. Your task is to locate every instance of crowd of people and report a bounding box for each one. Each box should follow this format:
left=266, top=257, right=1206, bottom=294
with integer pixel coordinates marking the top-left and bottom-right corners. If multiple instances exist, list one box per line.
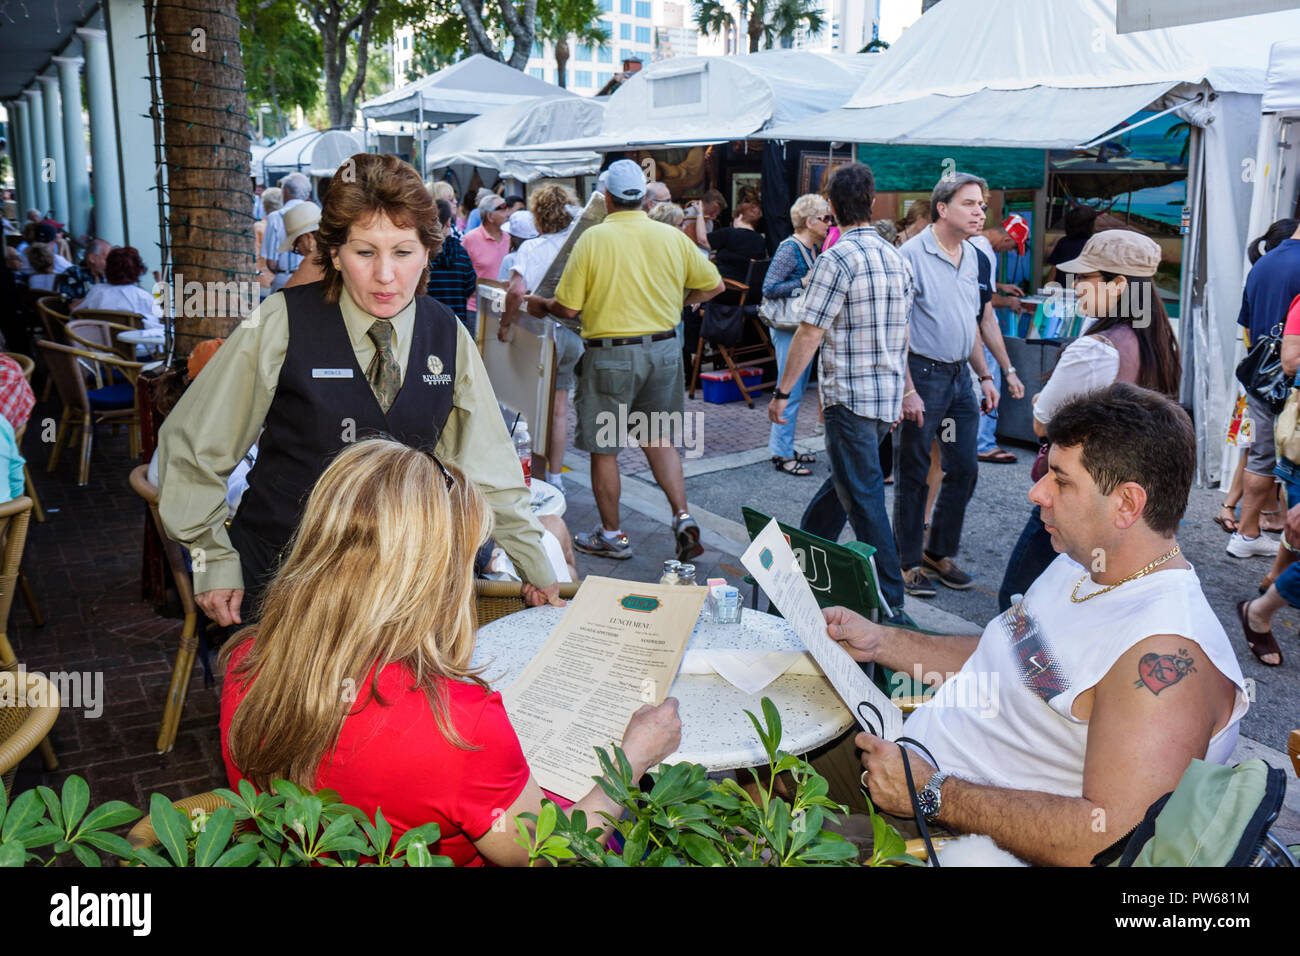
left=5, top=145, right=1274, bottom=866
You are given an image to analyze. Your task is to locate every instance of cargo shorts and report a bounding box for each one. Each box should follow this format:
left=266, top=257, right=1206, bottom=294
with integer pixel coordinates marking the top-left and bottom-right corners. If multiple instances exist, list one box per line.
left=573, top=335, right=685, bottom=455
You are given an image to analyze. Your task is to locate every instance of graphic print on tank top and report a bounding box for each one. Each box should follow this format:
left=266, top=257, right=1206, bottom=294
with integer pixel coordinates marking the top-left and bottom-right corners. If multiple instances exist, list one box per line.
left=1000, top=603, right=1071, bottom=702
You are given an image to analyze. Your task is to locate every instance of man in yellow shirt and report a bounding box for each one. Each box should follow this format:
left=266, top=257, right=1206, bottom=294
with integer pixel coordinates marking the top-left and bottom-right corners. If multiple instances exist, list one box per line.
left=527, top=159, right=724, bottom=562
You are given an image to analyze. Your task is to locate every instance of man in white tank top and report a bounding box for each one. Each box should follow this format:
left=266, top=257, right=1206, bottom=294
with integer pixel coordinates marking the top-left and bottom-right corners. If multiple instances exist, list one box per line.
left=824, top=384, right=1247, bottom=866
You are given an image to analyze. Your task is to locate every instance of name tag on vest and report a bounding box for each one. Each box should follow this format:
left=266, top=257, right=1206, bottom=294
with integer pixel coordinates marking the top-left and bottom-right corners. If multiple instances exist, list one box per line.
left=312, top=368, right=354, bottom=379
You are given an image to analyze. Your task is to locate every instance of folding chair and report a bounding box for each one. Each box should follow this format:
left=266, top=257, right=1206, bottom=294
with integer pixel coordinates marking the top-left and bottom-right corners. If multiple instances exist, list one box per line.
left=688, top=258, right=778, bottom=408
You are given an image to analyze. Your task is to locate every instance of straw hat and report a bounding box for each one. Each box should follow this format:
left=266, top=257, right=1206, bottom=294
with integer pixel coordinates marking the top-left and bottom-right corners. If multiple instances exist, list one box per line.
left=276, top=202, right=322, bottom=254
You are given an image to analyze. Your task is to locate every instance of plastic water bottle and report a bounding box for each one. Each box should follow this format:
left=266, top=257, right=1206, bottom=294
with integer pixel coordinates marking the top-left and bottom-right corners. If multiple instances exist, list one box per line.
left=513, top=417, right=532, bottom=487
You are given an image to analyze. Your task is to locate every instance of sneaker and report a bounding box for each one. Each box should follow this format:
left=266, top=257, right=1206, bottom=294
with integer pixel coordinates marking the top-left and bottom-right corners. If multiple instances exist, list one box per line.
left=1226, top=531, right=1280, bottom=559
left=672, top=512, right=704, bottom=562
left=902, top=566, right=937, bottom=598
left=923, top=552, right=974, bottom=590
left=573, top=526, right=633, bottom=560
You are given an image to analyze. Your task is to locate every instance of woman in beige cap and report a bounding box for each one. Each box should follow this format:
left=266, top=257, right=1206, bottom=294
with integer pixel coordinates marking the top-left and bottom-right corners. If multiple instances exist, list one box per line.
left=997, top=229, right=1181, bottom=610
left=281, top=201, right=324, bottom=288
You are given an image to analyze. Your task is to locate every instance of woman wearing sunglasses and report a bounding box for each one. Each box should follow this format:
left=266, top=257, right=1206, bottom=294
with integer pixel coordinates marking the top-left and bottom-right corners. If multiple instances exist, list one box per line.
left=761, top=193, right=832, bottom=476
left=221, top=439, right=682, bottom=865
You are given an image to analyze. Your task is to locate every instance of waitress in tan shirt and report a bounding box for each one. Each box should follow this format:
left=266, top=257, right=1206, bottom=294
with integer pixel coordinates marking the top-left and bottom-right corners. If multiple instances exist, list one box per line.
left=158, top=153, right=559, bottom=626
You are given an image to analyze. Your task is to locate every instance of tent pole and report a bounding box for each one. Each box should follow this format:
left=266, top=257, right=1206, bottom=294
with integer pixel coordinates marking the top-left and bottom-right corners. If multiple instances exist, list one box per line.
left=418, top=100, right=424, bottom=176
left=1073, top=93, right=1202, bottom=151
left=1032, top=153, right=1047, bottom=291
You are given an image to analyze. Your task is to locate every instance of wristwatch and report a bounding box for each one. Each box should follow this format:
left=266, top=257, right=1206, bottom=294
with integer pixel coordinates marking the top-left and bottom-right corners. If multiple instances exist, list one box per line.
left=917, top=771, right=951, bottom=823
left=773, top=387, right=791, bottom=401
left=1002, top=365, right=1017, bottom=375
left=979, top=374, right=994, bottom=383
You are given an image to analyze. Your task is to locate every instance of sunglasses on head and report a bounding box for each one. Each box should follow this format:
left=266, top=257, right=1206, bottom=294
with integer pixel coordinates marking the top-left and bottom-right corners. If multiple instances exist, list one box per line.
left=422, top=449, right=454, bottom=491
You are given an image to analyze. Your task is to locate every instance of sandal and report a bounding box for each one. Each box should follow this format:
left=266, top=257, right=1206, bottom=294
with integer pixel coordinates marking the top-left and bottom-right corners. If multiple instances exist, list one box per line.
left=1214, top=504, right=1239, bottom=534
left=1237, top=599, right=1283, bottom=666
left=772, top=456, right=812, bottom=477
left=977, top=448, right=1018, bottom=464
left=793, top=451, right=817, bottom=464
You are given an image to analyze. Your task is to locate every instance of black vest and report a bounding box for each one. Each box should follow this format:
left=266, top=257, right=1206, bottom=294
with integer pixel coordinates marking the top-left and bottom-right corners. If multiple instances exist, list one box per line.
left=234, top=282, right=459, bottom=552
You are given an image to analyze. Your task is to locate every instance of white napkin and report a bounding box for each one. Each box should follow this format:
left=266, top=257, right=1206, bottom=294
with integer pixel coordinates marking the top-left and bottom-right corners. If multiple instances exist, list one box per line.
left=678, top=649, right=820, bottom=695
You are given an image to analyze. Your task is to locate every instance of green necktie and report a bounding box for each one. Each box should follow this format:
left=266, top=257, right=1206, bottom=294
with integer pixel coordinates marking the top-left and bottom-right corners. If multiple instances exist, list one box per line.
left=365, top=318, right=401, bottom=413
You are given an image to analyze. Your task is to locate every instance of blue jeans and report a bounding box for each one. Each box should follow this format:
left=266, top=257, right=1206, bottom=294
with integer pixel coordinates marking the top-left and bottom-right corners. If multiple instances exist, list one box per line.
left=894, top=353, right=980, bottom=569
left=800, top=405, right=905, bottom=613
left=997, top=506, right=1059, bottom=611
left=768, top=326, right=814, bottom=458
left=1272, top=459, right=1300, bottom=607
left=975, top=345, right=999, bottom=454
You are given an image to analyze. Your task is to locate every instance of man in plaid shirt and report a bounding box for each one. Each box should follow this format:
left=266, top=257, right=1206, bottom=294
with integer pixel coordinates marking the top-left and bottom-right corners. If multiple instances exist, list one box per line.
left=769, top=162, right=914, bottom=617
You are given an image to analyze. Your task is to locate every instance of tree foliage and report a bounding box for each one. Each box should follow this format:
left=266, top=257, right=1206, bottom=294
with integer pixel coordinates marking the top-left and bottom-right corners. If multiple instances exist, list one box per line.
left=535, top=0, right=609, bottom=89
left=240, top=0, right=321, bottom=140
left=693, top=0, right=824, bottom=54
left=301, top=0, right=418, bottom=128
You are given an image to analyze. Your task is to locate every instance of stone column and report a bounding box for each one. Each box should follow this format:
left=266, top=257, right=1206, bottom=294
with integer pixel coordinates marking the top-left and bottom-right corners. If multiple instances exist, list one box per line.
left=36, top=75, right=70, bottom=229
left=6, top=101, right=29, bottom=217
left=22, top=87, right=50, bottom=217
left=53, top=55, right=91, bottom=241
left=15, top=99, right=37, bottom=217
left=75, top=29, right=124, bottom=246
left=102, top=0, right=160, bottom=273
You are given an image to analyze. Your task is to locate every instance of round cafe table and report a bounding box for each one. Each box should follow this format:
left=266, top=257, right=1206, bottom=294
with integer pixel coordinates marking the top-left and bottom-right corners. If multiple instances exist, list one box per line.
left=528, top=478, right=565, bottom=518
left=472, top=604, right=853, bottom=772
left=116, top=328, right=166, bottom=346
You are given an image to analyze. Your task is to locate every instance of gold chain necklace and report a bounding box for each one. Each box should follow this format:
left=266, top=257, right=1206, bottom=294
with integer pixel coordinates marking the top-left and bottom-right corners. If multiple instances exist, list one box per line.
left=1070, top=545, right=1182, bottom=603
left=932, top=229, right=961, bottom=258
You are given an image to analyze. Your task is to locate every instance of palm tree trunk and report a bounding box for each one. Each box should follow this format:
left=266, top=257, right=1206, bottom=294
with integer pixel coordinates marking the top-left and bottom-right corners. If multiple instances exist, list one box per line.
left=556, top=39, right=569, bottom=88
left=156, top=0, right=253, bottom=343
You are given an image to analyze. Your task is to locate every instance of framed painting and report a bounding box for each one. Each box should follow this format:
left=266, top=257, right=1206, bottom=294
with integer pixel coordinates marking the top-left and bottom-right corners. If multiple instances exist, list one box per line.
left=799, top=151, right=852, bottom=195
left=731, top=172, right=762, bottom=211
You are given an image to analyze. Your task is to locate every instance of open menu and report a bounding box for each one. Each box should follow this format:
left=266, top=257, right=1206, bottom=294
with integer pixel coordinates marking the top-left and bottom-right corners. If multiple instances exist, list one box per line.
left=741, top=519, right=903, bottom=740
left=501, top=576, right=706, bottom=801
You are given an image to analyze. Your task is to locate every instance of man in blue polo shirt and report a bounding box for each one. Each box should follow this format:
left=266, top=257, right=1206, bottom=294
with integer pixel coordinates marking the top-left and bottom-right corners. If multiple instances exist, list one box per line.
left=1233, top=222, right=1300, bottom=558
left=895, top=173, right=1000, bottom=598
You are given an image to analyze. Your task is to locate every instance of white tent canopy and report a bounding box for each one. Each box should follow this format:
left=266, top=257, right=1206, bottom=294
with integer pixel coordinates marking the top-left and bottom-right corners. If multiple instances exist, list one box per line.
left=260, top=128, right=364, bottom=180
left=359, top=54, right=568, bottom=125
left=761, top=0, right=1299, bottom=147
left=424, top=94, right=605, bottom=185
left=494, top=50, right=878, bottom=152
left=759, top=0, right=1300, bottom=485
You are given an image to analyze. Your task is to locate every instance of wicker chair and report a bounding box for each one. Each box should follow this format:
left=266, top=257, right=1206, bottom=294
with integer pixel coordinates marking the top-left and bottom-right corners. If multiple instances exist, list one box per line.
left=0, top=664, right=60, bottom=798
left=124, top=791, right=234, bottom=859
left=2, top=353, right=42, bottom=524
left=129, top=465, right=201, bottom=754
left=474, top=579, right=581, bottom=627
left=65, top=318, right=138, bottom=365
left=0, top=496, right=56, bottom=775
left=36, top=340, right=144, bottom=484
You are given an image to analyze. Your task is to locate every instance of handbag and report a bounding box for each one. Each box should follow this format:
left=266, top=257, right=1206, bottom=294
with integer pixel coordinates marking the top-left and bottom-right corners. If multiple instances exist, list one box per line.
left=759, top=239, right=816, bottom=332
left=1235, top=323, right=1290, bottom=415
left=701, top=301, right=746, bottom=347
left=1274, top=380, right=1300, bottom=465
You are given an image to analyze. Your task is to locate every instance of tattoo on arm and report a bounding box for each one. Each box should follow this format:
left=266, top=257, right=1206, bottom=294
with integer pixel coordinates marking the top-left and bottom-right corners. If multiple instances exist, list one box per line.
left=1134, top=648, right=1197, bottom=695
